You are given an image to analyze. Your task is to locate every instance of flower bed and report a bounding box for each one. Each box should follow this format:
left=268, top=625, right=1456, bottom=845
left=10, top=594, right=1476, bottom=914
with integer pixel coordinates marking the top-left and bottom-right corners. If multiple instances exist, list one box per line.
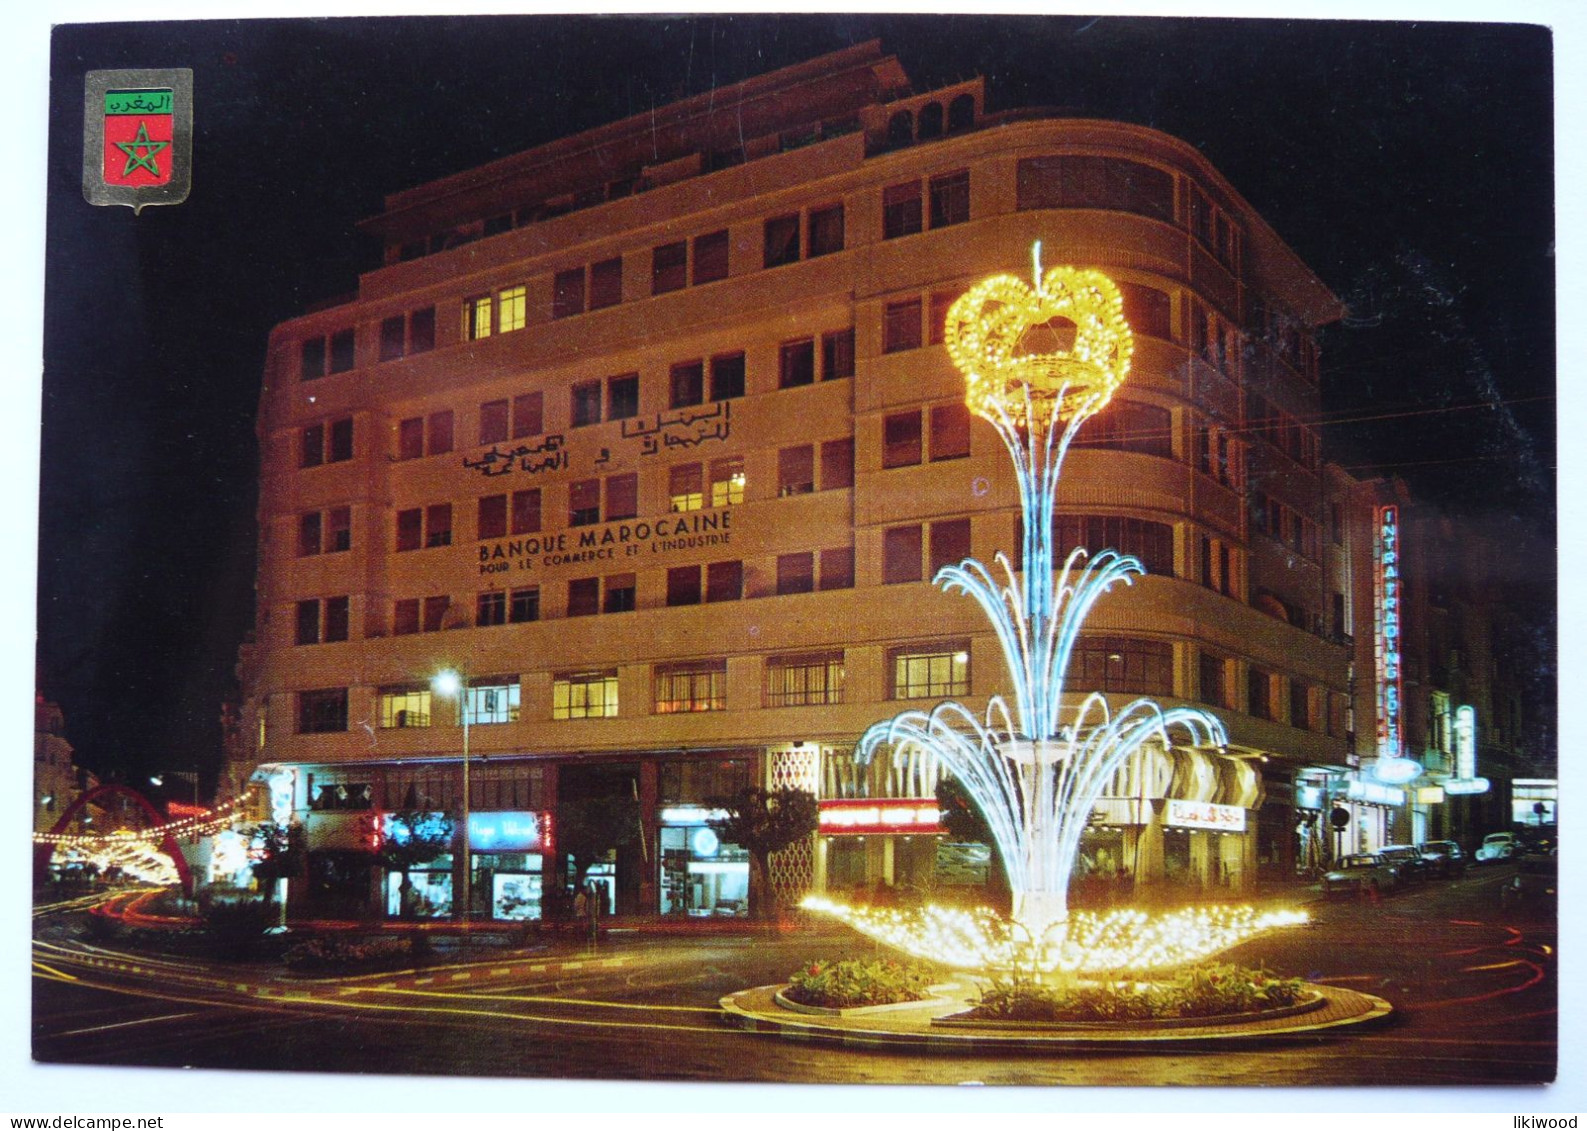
left=966, top=964, right=1306, bottom=1023
left=783, top=958, right=936, bottom=1010
left=283, top=936, right=417, bottom=973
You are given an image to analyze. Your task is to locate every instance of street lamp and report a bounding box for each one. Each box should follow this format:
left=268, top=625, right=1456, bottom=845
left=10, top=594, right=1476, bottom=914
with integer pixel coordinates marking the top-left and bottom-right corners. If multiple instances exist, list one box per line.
left=432, top=669, right=471, bottom=927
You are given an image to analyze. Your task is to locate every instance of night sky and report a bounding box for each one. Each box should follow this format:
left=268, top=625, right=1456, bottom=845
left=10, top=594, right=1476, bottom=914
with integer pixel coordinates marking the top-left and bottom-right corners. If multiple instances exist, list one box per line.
left=35, top=14, right=1557, bottom=794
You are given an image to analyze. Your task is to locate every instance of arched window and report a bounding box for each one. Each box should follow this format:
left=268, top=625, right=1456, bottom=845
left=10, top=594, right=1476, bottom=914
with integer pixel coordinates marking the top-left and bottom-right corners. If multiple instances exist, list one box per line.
left=886, top=110, right=914, bottom=149
left=917, top=102, right=944, bottom=139
left=948, top=94, right=975, bottom=132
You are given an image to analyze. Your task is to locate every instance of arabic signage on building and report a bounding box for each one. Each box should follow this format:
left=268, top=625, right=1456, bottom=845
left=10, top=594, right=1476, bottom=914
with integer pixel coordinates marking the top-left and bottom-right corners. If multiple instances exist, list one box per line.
left=1164, top=799, right=1247, bottom=833
left=1374, top=505, right=1403, bottom=761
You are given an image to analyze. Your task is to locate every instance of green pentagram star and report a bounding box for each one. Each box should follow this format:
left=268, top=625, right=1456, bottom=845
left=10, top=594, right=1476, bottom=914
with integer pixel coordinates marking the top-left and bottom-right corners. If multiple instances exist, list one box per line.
left=114, top=121, right=170, bottom=177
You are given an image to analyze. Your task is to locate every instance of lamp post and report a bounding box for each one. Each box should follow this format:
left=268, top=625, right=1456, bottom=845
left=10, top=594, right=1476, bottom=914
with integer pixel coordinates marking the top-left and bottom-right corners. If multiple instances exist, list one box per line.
left=433, top=669, right=471, bottom=927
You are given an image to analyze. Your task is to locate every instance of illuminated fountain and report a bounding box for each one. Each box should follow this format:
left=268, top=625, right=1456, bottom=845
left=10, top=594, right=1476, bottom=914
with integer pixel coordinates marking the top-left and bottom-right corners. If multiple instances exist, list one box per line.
left=804, top=246, right=1305, bottom=976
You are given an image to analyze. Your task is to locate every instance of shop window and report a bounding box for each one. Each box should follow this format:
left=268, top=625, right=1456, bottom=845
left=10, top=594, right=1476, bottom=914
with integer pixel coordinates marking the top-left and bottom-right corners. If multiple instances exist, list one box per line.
left=571, top=379, right=602, bottom=427
left=882, top=181, right=923, bottom=239
left=567, top=577, right=599, bottom=618
left=822, top=328, right=855, bottom=379
left=512, top=392, right=543, bottom=439
left=1072, top=636, right=1173, bottom=696
left=480, top=399, right=510, bottom=445
left=820, top=438, right=854, bottom=490
left=670, top=361, right=704, bottom=408
left=778, top=445, right=814, bottom=496
left=478, top=590, right=506, bottom=627
left=478, top=494, right=508, bottom=540
left=510, top=586, right=540, bottom=624
left=301, top=337, right=326, bottom=381
left=606, top=473, right=639, bottom=521
left=654, top=660, right=727, bottom=713
left=604, top=573, right=637, bottom=614
left=706, top=560, right=744, bottom=603
left=710, top=352, right=745, bottom=401
left=670, top=463, right=704, bottom=512
left=589, top=257, right=622, bottom=310
left=464, top=293, right=493, bottom=340
left=929, top=403, right=971, bottom=461
left=298, top=688, right=348, bottom=734
left=808, top=204, right=844, bottom=257
left=928, top=169, right=970, bottom=228
left=330, top=329, right=355, bottom=373
left=779, top=338, right=816, bottom=388
left=497, top=285, right=527, bottom=334
left=819, top=546, right=855, bottom=590
left=692, top=230, right=729, bottom=284
left=883, top=524, right=924, bottom=584
left=710, top=457, right=745, bottom=506
left=425, top=504, right=452, bottom=548
left=553, top=267, right=586, bottom=319
left=607, top=373, right=640, bottom=420
left=883, top=298, right=923, bottom=353
left=764, top=213, right=801, bottom=268
left=883, top=410, right=923, bottom=467
left=511, top=488, right=541, bottom=535
left=765, top=651, right=844, bottom=707
left=553, top=671, right=619, bottom=720
left=379, top=687, right=432, bottom=729
left=666, top=565, right=701, bottom=607
left=653, top=241, right=688, bottom=295
left=890, top=644, right=969, bottom=699
left=929, top=518, right=972, bottom=576
left=776, top=552, right=814, bottom=596
left=466, top=679, right=521, bottom=725
left=569, top=479, right=601, bottom=526
left=393, top=598, right=420, bottom=636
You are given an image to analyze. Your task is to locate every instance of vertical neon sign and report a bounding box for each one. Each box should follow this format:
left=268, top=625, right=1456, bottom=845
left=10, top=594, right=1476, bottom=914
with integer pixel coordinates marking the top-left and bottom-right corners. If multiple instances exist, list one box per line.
left=1374, top=506, right=1402, bottom=760
left=1454, top=704, right=1476, bottom=780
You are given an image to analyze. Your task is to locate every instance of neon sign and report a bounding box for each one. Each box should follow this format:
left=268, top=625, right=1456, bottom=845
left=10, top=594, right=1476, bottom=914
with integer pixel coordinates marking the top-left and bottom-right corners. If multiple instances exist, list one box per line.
left=466, top=811, right=546, bottom=852
left=1444, top=705, right=1490, bottom=795
left=819, top=799, right=944, bottom=835
left=1374, top=506, right=1402, bottom=759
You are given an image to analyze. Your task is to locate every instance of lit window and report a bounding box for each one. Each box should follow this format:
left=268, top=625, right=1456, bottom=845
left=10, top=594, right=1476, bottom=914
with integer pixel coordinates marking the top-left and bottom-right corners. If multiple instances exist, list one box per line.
left=553, top=671, right=618, bottom=720
left=654, top=660, right=727, bottom=713
left=466, top=680, right=521, bottom=725
left=891, top=645, right=970, bottom=699
left=765, top=651, right=844, bottom=707
left=710, top=457, right=745, bottom=506
left=464, top=294, right=492, bottom=340
left=379, top=687, right=432, bottom=729
left=497, top=285, right=526, bottom=333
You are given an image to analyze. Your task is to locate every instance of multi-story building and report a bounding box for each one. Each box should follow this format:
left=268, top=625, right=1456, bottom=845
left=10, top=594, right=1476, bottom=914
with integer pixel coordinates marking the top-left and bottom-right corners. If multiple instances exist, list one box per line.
left=34, top=696, right=92, bottom=835
left=234, top=41, right=1362, bottom=921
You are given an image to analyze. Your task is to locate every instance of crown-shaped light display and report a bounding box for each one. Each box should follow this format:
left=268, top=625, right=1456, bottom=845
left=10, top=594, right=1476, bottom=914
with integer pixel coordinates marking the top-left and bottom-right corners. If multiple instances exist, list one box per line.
left=944, top=247, right=1134, bottom=430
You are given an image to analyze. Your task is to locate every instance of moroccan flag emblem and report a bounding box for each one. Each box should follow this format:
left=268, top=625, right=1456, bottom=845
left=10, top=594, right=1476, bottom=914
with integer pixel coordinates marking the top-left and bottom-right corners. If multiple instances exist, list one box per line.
left=83, top=69, right=192, bottom=212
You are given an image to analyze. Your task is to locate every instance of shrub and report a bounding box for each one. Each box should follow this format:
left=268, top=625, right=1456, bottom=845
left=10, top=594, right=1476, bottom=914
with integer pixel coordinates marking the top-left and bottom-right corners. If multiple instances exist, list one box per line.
left=970, top=964, right=1305, bottom=1023
left=785, top=957, right=935, bottom=1009
left=202, top=898, right=279, bottom=961
left=283, top=936, right=414, bottom=973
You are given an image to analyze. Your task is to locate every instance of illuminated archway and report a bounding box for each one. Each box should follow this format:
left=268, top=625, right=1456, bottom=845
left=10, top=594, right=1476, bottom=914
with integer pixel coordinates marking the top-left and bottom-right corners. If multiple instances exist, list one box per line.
left=36, top=784, right=195, bottom=896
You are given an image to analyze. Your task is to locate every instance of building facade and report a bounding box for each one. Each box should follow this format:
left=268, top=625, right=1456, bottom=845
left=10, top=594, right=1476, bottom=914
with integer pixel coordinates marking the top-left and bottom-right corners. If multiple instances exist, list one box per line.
left=234, top=42, right=1367, bottom=920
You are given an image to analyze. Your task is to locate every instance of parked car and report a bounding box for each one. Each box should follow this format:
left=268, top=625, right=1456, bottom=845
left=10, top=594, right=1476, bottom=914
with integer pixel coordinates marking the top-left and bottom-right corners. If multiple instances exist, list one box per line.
left=1417, top=840, right=1468, bottom=877
left=1499, top=851, right=1557, bottom=909
left=1379, top=844, right=1434, bottom=883
left=1475, top=832, right=1520, bottom=864
left=1323, top=853, right=1400, bottom=899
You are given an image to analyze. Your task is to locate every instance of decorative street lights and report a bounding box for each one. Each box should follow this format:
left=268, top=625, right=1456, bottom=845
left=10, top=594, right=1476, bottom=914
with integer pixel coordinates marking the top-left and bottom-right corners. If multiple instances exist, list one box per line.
left=432, top=669, right=471, bottom=925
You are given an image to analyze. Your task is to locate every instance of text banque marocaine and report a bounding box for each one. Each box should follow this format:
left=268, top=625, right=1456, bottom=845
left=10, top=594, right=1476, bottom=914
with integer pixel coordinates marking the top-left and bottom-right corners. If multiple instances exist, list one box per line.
left=478, top=511, right=731, bottom=574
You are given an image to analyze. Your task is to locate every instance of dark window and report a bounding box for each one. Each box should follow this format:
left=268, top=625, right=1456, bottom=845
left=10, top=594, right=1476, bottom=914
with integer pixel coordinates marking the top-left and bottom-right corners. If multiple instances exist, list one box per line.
left=606, top=473, right=639, bottom=521
left=885, top=111, right=914, bottom=149
left=666, top=565, right=701, bottom=607
left=948, top=94, right=975, bottom=131
left=571, top=380, right=603, bottom=427
left=569, top=479, right=601, bottom=526
left=393, top=598, right=420, bottom=636
left=692, top=230, right=729, bottom=284
left=512, top=392, right=544, bottom=439
left=420, top=596, right=448, bottom=632
left=298, top=511, right=322, bottom=557
left=329, top=329, right=356, bottom=373
left=777, top=552, right=814, bottom=595
left=328, top=507, right=351, bottom=552
left=669, top=463, right=703, bottom=512
left=1073, top=636, right=1173, bottom=697
left=1073, top=401, right=1174, bottom=459
left=300, top=423, right=324, bottom=468
left=883, top=298, right=923, bottom=353
left=301, top=338, right=326, bottom=381
left=480, top=400, right=509, bottom=445
left=883, top=411, right=923, bottom=468
left=764, top=214, right=801, bottom=268
left=820, top=438, right=854, bottom=490
left=380, top=315, right=406, bottom=361
left=478, top=591, right=507, bottom=627
left=1248, top=668, right=1273, bottom=720
left=808, top=205, right=844, bottom=257
left=779, top=339, right=816, bottom=388
left=1117, top=281, right=1173, bottom=340
left=396, top=508, right=422, bottom=552
left=929, top=403, right=972, bottom=461
left=1015, top=155, right=1174, bottom=223
left=930, top=518, right=972, bottom=576
left=778, top=445, right=814, bottom=496
left=328, top=418, right=354, bottom=463
left=296, top=599, right=321, bottom=645
left=553, top=267, right=586, bottom=319
left=428, top=411, right=454, bottom=455
left=398, top=417, right=425, bottom=461
left=589, top=256, right=623, bottom=310
left=710, top=353, right=745, bottom=401
left=819, top=546, right=855, bottom=590
left=567, top=577, right=599, bottom=618
left=1051, top=515, right=1175, bottom=578
left=883, top=524, right=924, bottom=584
left=408, top=307, right=435, bottom=354
left=425, top=504, right=452, bottom=548
left=917, top=102, right=944, bottom=139
left=607, top=373, right=639, bottom=420
left=478, top=495, right=507, bottom=540
left=510, top=587, right=540, bottom=623
left=822, top=328, right=855, bottom=379
left=929, top=170, right=970, bottom=228
left=670, top=361, right=704, bottom=408
left=1291, top=679, right=1310, bottom=728
left=1199, top=653, right=1226, bottom=708
left=882, top=182, right=923, bottom=239
left=298, top=688, right=348, bottom=734
left=604, top=573, right=637, bottom=614
left=652, top=241, right=688, bottom=295
left=511, top=488, right=541, bottom=534
left=706, top=560, right=744, bottom=603
left=929, top=292, right=954, bottom=345
left=324, top=596, right=350, bottom=643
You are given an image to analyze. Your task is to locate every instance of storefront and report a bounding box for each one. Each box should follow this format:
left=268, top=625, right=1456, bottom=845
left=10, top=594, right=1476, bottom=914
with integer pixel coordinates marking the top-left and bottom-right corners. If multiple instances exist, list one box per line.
left=817, top=798, right=945, bottom=900
left=658, top=806, right=749, bottom=916
left=465, top=811, right=549, bottom=920
left=1342, top=779, right=1406, bottom=853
